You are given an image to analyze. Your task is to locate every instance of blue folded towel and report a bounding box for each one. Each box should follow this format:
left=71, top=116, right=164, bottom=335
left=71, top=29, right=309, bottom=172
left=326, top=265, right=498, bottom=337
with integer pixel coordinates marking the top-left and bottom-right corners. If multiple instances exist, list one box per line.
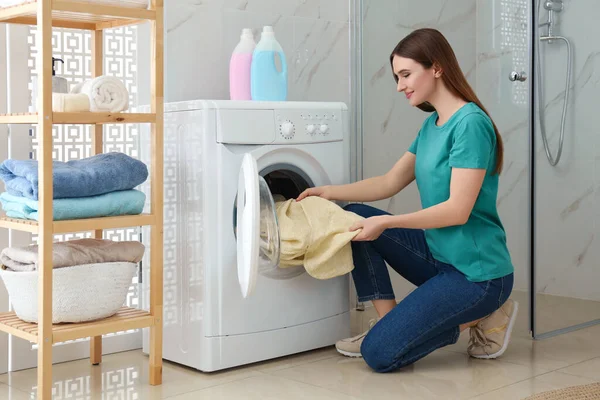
left=0, top=152, right=148, bottom=200
left=0, top=190, right=145, bottom=221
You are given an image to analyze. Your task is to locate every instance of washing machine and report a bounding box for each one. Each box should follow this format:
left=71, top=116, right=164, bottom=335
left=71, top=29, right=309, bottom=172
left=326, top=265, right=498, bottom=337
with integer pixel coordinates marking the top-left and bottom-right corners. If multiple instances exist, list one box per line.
left=141, top=100, right=351, bottom=372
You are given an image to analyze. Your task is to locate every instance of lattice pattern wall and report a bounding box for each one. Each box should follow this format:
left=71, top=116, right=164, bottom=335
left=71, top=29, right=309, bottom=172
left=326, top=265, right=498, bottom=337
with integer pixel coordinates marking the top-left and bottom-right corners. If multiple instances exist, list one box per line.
left=500, top=0, right=529, bottom=105
left=25, top=26, right=141, bottom=323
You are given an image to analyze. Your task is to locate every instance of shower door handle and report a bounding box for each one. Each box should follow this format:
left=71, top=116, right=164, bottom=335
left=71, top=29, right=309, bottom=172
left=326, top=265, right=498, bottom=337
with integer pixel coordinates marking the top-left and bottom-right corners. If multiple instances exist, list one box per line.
left=509, top=71, right=527, bottom=82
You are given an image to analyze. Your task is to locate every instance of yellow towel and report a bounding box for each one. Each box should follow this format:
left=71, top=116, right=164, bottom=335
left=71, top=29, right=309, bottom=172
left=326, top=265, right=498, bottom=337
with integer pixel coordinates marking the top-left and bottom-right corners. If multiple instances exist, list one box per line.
left=275, top=197, right=364, bottom=279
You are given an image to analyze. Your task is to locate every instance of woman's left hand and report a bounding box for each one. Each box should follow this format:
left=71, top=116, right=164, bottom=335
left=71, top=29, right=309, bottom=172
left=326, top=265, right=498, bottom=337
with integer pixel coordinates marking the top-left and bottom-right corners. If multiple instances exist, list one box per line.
left=350, top=216, right=389, bottom=241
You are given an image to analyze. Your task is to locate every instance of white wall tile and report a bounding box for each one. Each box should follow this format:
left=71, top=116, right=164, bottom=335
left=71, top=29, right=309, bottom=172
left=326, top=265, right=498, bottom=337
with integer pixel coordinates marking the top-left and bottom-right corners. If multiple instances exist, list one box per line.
left=319, top=0, right=349, bottom=22
left=290, top=18, right=350, bottom=104
left=165, top=1, right=350, bottom=103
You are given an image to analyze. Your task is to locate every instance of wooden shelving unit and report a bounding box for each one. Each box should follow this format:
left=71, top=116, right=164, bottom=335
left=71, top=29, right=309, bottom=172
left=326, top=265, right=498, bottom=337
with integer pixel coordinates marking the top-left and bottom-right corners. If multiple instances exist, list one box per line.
left=0, top=1, right=164, bottom=398
left=0, top=112, right=157, bottom=124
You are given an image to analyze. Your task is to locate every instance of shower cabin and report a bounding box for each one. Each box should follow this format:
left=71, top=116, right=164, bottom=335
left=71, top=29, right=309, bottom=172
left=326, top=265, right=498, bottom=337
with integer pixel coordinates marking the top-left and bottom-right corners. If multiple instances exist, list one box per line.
left=353, top=0, right=600, bottom=339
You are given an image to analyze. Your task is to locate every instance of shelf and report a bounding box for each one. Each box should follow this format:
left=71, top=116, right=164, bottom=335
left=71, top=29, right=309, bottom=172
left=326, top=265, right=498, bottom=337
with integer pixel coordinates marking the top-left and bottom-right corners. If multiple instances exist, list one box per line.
left=0, top=214, right=156, bottom=234
left=0, top=1, right=155, bottom=30
left=0, top=112, right=156, bottom=125
left=0, top=307, right=154, bottom=344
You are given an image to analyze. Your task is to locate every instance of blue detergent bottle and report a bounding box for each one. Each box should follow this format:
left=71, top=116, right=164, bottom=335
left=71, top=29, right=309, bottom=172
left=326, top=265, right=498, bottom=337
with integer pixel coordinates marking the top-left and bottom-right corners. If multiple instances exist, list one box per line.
left=251, top=26, right=288, bottom=101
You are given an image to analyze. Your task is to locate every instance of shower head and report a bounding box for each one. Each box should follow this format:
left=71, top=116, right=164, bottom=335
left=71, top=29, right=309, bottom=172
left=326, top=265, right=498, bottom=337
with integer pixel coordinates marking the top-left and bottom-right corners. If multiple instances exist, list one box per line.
left=544, top=0, right=563, bottom=12
left=540, top=0, right=564, bottom=38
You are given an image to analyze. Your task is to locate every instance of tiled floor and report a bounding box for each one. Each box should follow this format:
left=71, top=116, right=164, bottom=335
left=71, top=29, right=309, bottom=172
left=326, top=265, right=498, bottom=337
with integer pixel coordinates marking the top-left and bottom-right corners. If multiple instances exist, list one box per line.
left=1, top=295, right=600, bottom=399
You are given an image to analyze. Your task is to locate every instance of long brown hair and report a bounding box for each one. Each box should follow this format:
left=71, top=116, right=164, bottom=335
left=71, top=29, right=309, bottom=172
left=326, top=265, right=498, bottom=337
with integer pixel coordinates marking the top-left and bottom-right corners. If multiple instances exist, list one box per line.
left=390, top=28, right=504, bottom=174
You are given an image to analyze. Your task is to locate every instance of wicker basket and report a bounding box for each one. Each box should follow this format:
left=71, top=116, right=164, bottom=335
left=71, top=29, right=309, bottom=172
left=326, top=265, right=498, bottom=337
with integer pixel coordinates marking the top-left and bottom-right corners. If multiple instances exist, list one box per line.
left=0, top=262, right=137, bottom=324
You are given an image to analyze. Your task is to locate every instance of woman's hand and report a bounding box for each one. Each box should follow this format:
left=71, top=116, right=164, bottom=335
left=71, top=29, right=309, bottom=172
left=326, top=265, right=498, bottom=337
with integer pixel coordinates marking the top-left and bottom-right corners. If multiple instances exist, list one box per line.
left=350, top=216, right=389, bottom=241
left=296, top=186, right=333, bottom=202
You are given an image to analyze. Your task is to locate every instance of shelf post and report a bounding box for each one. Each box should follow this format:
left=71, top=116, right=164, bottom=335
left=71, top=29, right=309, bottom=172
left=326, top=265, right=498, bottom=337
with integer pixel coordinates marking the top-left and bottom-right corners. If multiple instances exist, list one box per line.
left=90, top=28, right=104, bottom=367
left=149, top=0, right=164, bottom=386
left=37, top=0, right=54, bottom=398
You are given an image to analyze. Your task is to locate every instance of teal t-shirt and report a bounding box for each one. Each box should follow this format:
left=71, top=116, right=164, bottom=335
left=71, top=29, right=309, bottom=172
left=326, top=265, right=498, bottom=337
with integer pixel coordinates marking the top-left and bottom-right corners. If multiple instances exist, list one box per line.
left=408, top=102, right=513, bottom=282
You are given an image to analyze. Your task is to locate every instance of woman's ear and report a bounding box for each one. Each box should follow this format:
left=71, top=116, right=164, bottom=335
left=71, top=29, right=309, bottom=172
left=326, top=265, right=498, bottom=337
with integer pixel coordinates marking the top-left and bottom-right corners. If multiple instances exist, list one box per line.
left=432, top=62, right=443, bottom=78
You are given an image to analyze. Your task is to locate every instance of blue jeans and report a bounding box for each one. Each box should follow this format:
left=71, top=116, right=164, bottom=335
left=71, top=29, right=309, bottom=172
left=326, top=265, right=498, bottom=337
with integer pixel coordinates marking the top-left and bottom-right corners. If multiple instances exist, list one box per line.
left=344, top=204, right=514, bottom=373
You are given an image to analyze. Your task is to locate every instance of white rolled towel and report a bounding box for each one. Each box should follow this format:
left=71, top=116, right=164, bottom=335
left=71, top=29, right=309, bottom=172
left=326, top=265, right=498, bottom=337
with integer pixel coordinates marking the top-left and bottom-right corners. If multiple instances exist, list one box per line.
left=71, top=76, right=129, bottom=113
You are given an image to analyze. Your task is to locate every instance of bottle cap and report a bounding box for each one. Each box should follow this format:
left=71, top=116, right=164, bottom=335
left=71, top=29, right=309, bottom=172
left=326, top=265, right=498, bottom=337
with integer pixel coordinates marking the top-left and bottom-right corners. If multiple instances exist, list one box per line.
left=241, top=28, right=253, bottom=39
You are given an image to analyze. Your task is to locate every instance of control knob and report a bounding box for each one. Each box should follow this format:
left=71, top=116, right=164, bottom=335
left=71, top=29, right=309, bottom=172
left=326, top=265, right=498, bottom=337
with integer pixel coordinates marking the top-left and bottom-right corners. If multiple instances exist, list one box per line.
left=280, top=121, right=295, bottom=139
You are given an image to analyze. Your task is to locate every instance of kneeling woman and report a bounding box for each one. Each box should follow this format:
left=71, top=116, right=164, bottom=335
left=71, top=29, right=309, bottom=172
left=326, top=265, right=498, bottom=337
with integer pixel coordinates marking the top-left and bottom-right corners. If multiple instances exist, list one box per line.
left=297, top=28, right=517, bottom=372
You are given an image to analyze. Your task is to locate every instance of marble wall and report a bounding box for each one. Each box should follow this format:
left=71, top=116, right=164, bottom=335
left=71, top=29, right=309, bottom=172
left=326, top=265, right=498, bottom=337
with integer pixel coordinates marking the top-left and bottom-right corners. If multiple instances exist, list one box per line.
left=360, top=0, right=478, bottom=299
left=164, top=0, right=350, bottom=104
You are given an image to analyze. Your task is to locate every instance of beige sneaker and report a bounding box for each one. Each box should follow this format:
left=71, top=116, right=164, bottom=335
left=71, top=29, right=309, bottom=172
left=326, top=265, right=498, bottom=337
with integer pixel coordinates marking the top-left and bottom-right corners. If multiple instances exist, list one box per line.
left=468, top=299, right=519, bottom=359
left=335, top=318, right=379, bottom=358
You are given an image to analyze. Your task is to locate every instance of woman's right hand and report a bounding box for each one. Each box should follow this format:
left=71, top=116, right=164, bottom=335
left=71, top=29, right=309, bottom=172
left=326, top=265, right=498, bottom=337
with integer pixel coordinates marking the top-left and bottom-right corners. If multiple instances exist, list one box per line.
left=296, top=186, right=333, bottom=202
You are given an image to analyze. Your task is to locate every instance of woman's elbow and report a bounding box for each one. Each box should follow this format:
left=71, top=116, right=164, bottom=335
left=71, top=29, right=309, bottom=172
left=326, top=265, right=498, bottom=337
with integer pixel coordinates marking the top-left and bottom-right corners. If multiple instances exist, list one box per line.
left=455, top=212, right=470, bottom=226
left=447, top=202, right=471, bottom=226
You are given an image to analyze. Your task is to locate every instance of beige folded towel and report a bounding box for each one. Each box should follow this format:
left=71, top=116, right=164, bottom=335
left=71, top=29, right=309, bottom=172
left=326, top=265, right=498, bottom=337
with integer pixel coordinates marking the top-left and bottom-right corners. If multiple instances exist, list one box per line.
left=0, top=238, right=144, bottom=272
left=51, top=93, right=90, bottom=112
left=275, top=197, right=364, bottom=279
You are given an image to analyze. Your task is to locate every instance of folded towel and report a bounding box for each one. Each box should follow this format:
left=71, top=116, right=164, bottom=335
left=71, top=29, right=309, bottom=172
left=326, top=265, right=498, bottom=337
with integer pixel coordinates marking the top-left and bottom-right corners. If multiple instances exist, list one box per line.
left=275, top=197, right=364, bottom=279
left=1, top=0, right=148, bottom=9
left=0, top=189, right=145, bottom=221
left=1, top=238, right=145, bottom=272
left=0, top=152, right=148, bottom=200
left=50, top=93, right=90, bottom=112
left=71, top=76, right=129, bottom=113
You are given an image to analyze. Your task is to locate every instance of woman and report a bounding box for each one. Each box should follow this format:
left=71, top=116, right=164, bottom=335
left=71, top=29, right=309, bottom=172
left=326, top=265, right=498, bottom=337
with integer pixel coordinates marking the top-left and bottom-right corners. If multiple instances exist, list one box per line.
left=297, top=28, right=517, bottom=373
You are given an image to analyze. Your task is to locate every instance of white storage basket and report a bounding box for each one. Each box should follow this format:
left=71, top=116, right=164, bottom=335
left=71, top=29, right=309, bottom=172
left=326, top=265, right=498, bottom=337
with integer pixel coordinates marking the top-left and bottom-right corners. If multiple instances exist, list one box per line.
left=0, top=262, right=137, bottom=324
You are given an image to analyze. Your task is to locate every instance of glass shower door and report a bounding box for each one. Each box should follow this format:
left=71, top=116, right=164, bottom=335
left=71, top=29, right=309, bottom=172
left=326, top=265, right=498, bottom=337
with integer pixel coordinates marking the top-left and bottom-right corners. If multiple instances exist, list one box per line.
left=532, top=0, right=600, bottom=338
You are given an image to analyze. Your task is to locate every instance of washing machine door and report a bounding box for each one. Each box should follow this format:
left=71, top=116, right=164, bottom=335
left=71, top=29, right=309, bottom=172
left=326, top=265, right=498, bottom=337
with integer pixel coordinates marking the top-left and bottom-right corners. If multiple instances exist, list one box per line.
left=236, top=153, right=281, bottom=298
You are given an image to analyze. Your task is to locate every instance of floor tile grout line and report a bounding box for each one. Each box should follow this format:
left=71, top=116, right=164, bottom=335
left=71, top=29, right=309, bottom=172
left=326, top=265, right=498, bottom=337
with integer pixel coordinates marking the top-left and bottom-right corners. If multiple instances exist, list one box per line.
left=465, top=370, right=563, bottom=400
left=161, top=370, right=364, bottom=400
left=264, top=373, right=366, bottom=400
left=161, top=373, right=266, bottom=400
left=264, top=372, right=368, bottom=400
left=464, top=368, right=600, bottom=400
left=440, top=344, right=600, bottom=375
left=551, top=355, right=600, bottom=381
left=439, top=347, right=562, bottom=372
left=258, top=353, right=339, bottom=374
left=0, top=381, right=34, bottom=398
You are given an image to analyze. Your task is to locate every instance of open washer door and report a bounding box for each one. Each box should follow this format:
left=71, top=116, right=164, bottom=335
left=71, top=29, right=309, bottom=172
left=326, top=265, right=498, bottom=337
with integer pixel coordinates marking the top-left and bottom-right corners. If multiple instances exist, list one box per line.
left=236, top=153, right=281, bottom=298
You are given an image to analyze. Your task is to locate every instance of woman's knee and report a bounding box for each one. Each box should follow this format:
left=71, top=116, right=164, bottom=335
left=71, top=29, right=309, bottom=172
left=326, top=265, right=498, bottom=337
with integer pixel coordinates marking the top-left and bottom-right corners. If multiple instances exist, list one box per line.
left=360, top=330, right=399, bottom=373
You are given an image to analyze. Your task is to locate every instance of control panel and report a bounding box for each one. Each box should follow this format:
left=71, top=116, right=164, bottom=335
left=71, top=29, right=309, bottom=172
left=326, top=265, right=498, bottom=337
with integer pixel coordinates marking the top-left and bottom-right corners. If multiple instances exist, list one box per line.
left=215, top=103, right=346, bottom=145
left=274, top=109, right=343, bottom=144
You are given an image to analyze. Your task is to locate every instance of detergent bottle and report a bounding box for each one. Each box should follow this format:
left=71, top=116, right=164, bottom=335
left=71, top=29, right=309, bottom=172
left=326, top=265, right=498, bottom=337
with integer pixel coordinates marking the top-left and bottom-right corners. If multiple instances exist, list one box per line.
left=250, top=26, right=288, bottom=101
left=229, top=28, right=256, bottom=100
